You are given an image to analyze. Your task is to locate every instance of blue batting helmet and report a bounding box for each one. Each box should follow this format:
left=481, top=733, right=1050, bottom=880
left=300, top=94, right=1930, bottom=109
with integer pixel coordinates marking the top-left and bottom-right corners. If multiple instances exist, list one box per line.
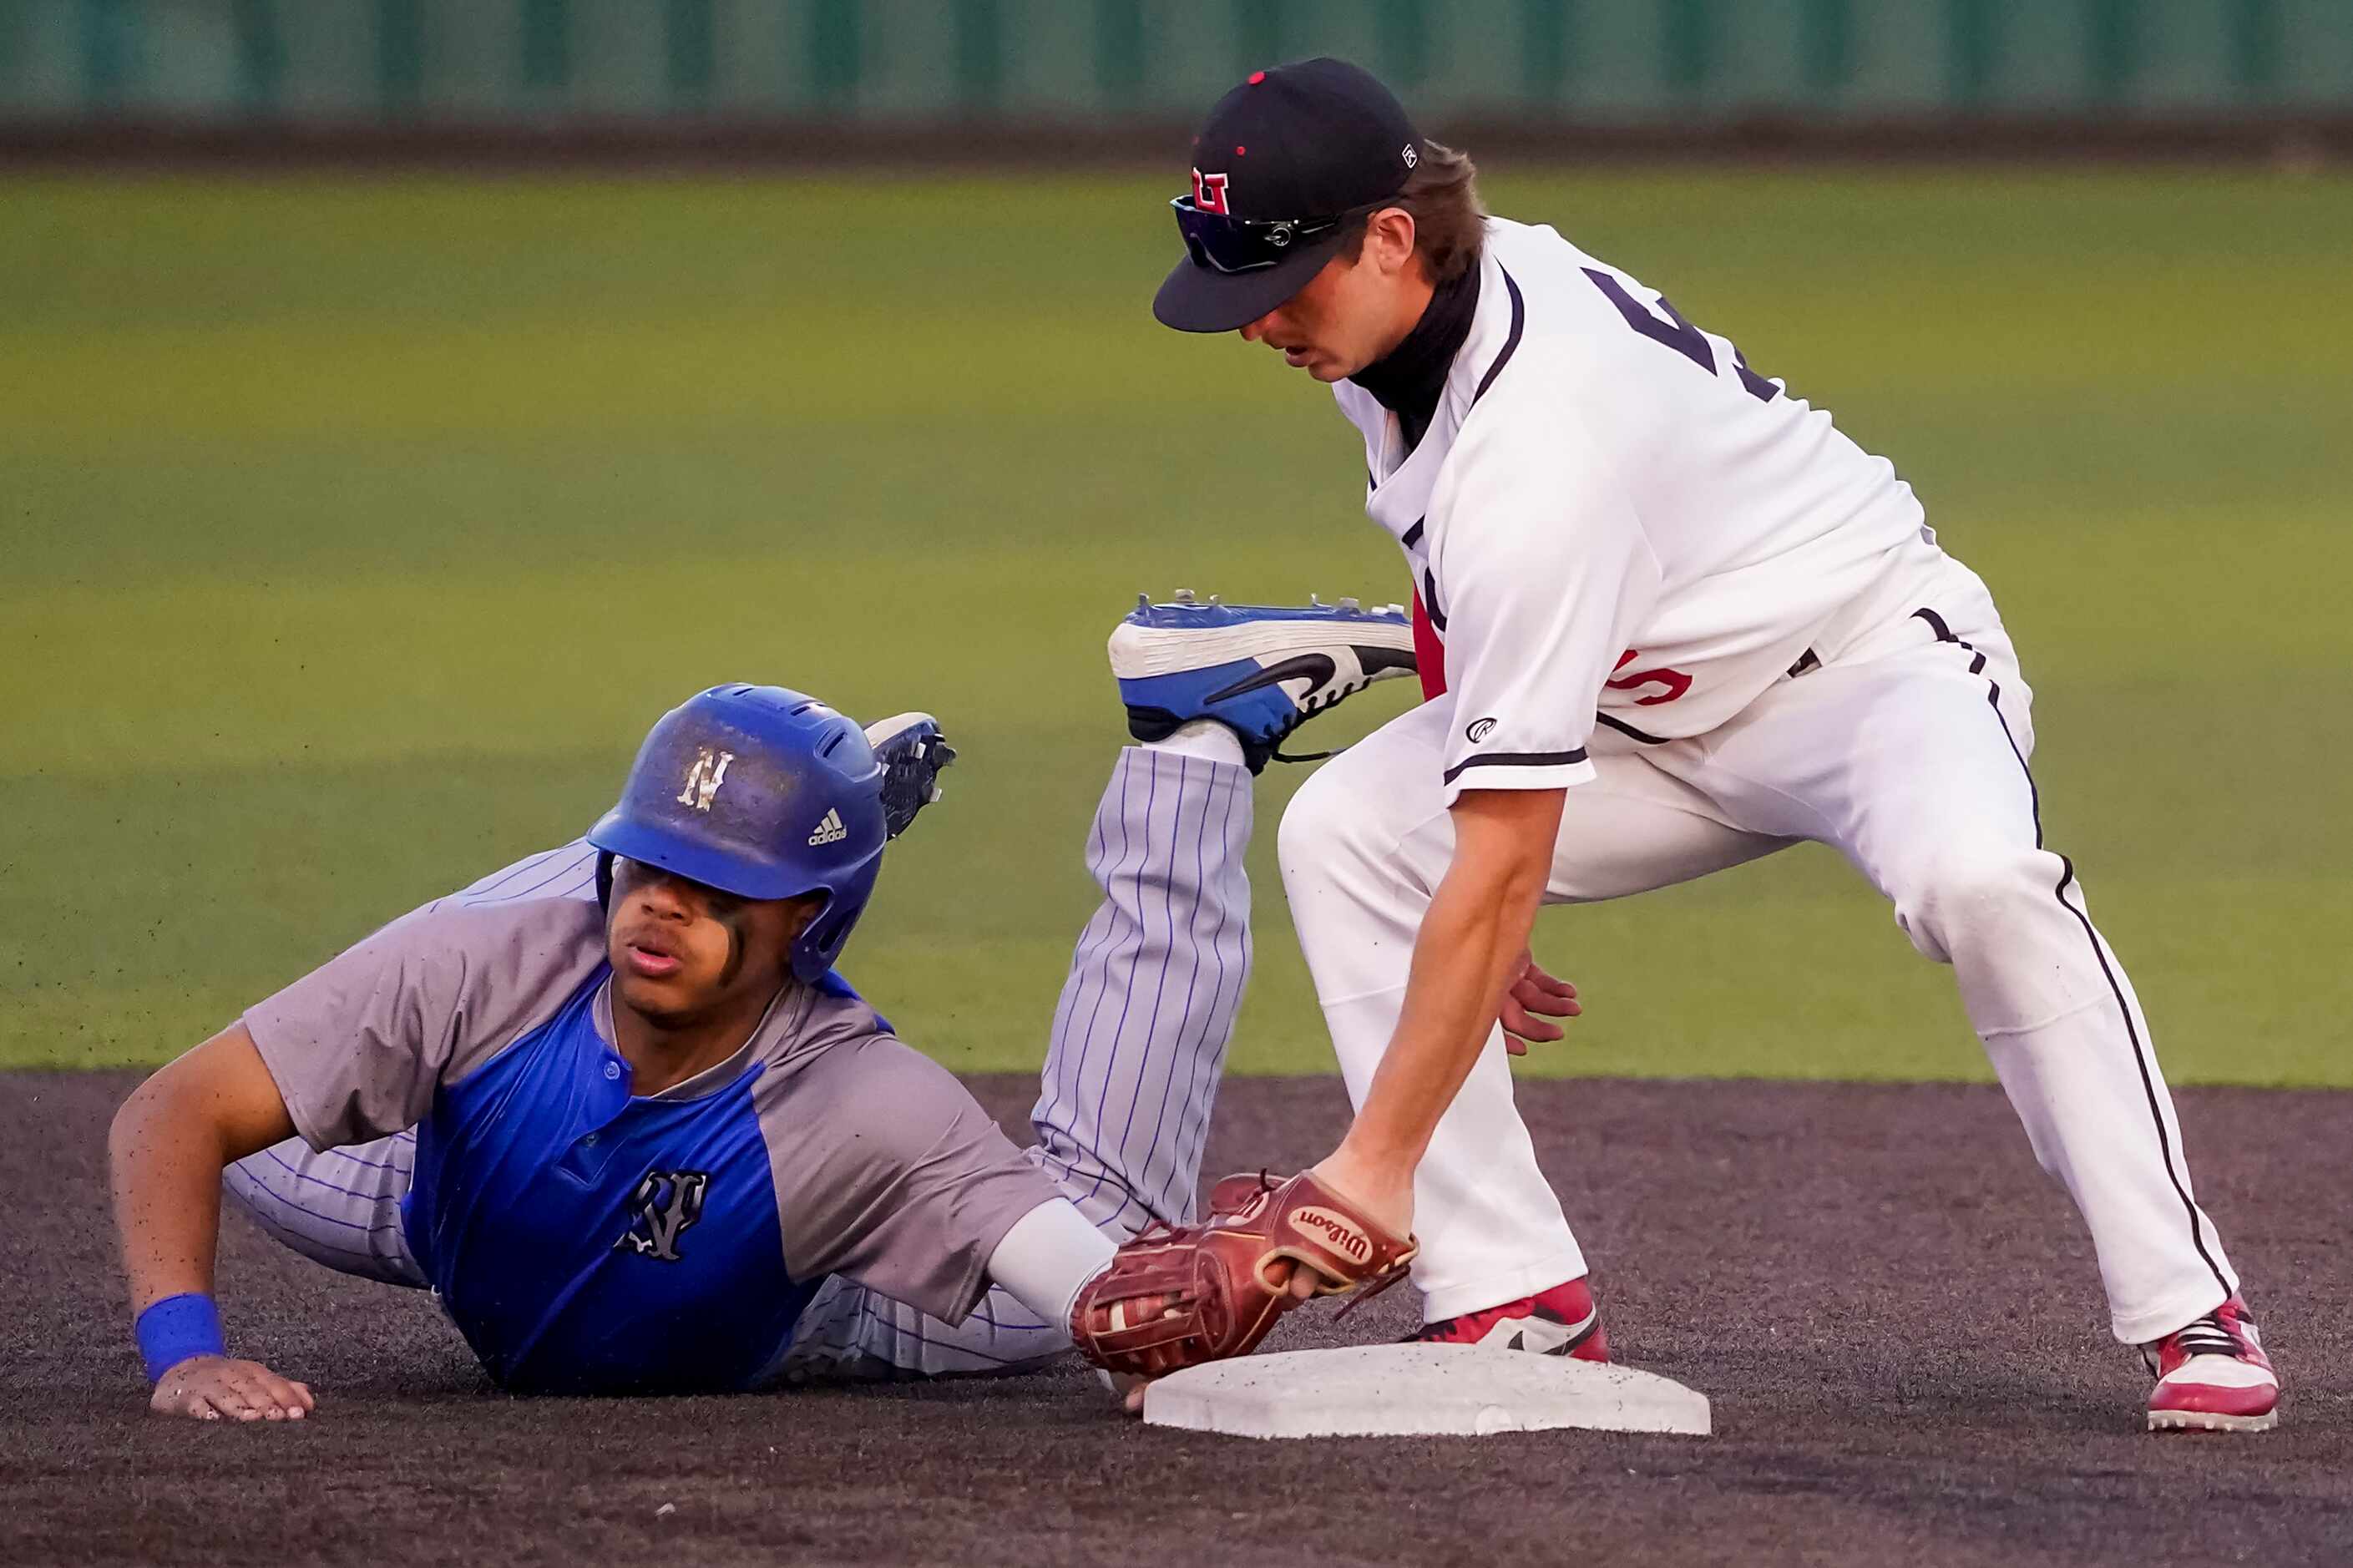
left=587, top=685, right=887, bottom=984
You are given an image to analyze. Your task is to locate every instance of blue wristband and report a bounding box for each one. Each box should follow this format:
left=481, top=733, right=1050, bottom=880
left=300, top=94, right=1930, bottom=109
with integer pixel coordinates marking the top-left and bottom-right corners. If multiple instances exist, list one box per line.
left=136, top=1292, right=226, bottom=1383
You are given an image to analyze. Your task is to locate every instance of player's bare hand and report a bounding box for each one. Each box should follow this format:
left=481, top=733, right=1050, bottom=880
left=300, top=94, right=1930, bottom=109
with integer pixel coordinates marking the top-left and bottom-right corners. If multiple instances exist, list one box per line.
left=1501, top=950, right=1581, bottom=1054
left=1107, top=1372, right=1151, bottom=1415
left=1245, top=1151, right=1415, bottom=1305
left=1255, top=1259, right=1333, bottom=1302
left=149, top=1355, right=315, bottom=1423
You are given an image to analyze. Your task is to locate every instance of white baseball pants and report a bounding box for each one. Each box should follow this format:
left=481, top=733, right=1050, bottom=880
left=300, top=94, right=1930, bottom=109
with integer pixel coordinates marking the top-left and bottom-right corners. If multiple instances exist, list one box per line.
left=1278, top=554, right=2237, bottom=1344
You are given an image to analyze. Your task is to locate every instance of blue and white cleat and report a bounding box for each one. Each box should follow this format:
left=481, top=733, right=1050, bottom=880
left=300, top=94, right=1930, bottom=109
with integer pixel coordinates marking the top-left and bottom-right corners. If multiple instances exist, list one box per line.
left=1109, top=590, right=1419, bottom=773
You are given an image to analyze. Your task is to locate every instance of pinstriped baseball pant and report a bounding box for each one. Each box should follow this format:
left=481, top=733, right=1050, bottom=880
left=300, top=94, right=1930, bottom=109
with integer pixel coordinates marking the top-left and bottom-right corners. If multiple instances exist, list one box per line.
left=782, top=745, right=1253, bottom=1378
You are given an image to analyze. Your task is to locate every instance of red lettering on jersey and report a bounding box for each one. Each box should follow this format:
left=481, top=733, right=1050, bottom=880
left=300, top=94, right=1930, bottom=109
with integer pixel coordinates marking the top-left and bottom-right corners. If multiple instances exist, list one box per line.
left=1191, top=168, right=1231, bottom=215
left=1607, top=649, right=1693, bottom=706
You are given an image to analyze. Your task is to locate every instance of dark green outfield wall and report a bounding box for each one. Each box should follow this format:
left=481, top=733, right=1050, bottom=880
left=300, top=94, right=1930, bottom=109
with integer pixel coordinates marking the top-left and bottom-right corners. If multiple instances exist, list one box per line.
left=2, top=0, right=2350, bottom=125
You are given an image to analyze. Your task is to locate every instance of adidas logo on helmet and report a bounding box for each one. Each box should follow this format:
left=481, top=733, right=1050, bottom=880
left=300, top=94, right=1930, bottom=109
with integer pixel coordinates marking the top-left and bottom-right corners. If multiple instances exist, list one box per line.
left=807, top=808, right=848, bottom=847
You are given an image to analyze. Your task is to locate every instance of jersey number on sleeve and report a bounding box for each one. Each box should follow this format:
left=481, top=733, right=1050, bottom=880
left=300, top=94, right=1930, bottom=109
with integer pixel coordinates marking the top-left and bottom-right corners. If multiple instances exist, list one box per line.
left=1581, top=269, right=1780, bottom=403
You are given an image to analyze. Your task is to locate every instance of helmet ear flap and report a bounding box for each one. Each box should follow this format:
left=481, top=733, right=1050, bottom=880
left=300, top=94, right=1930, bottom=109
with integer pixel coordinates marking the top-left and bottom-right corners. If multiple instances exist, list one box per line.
left=789, top=873, right=873, bottom=984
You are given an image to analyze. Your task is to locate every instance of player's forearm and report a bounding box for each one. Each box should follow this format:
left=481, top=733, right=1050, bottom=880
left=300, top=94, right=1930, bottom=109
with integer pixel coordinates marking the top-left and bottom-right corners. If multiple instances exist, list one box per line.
left=109, top=1075, right=236, bottom=1312
left=113, top=1061, right=321, bottom=1418
left=109, top=1027, right=298, bottom=1313
left=1335, top=832, right=1549, bottom=1176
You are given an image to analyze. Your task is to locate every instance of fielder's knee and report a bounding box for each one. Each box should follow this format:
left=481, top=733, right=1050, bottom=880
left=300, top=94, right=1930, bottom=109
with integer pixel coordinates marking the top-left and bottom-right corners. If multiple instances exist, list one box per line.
left=1279, top=750, right=1448, bottom=984
left=1890, top=840, right=2052, bottom=966
left=1276, top=751, right=1394, bottom=891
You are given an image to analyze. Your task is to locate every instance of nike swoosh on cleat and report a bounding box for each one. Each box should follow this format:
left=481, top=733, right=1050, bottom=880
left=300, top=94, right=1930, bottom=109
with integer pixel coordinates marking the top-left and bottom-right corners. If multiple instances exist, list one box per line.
left=1542, top=1307, right=1602, bottom=1355
left=1205, top=652, right=1337, bottom=704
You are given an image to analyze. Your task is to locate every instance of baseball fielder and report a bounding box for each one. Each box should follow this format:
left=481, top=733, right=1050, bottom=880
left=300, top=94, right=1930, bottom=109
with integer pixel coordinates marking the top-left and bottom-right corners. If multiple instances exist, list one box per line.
left=1140, top=58, right=2278, bottom=1433
left=113, top=632, right=1430, bottom=1414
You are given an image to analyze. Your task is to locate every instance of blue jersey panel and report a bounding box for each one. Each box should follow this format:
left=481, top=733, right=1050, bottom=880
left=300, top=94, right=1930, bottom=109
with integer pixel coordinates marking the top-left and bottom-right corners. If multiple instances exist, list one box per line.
left=402, top=970, right=817, bottom=1393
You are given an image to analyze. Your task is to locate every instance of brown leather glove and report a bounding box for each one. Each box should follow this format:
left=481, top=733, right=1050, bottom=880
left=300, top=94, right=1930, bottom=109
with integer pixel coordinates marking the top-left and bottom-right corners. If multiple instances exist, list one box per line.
left=1069, top=1171, right=1417, bottom=1379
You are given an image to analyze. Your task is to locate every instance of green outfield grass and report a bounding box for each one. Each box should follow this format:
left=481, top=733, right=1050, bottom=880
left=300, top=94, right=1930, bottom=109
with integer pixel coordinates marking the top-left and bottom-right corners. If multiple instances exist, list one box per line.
left=4, top=167, right=2349, bottom=1083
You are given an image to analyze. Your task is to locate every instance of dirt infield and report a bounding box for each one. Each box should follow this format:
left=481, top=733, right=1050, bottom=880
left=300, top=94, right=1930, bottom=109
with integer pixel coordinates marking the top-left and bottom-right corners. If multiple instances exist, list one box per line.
left=5, top=1071, right=2346, bottom=1567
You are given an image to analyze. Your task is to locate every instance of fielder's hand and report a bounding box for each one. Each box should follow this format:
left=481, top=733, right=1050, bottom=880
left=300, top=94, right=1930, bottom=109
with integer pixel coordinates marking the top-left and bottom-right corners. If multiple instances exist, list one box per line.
left=1069, top=1171, right=1416, bottom=1388
left=1501, top=949, right=1581, bottom=1054
left=149, top=1354, right=315, bottom=1423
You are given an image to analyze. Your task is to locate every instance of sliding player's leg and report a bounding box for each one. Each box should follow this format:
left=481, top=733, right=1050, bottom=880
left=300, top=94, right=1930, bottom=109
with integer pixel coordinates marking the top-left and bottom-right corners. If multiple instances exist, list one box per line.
left=782, top=737, right=1256, bottom=1378
left=783, top=594, right=1416, bottom=1379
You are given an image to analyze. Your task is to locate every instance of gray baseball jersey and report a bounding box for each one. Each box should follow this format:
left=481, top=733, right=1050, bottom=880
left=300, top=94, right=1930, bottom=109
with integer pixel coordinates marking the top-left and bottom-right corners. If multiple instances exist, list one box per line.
left=241, top=895, right=1057, bottom=1392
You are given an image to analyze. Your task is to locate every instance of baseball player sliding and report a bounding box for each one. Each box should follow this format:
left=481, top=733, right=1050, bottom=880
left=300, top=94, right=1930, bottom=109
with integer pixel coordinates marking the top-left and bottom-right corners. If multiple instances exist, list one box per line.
left=111, top=637, right=1438, bottom=1416
left=1137, top=57, right=2279, bottom=1433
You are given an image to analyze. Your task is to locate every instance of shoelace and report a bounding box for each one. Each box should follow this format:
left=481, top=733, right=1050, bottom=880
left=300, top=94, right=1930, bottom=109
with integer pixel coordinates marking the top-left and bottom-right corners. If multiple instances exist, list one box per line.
left=1269, top=676, right=1374, bottom=766
left=2172, top=1315, right=2244, bottom=1359
left=1330, top=1260, right=1412, bottom=1321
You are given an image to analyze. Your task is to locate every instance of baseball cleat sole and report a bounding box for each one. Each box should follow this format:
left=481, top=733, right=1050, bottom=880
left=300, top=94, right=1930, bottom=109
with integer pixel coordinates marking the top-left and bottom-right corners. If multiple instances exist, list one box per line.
left=2147, top=1407, right=2278, bottom=1434
left=1107, top=615, right=1414, bottom=679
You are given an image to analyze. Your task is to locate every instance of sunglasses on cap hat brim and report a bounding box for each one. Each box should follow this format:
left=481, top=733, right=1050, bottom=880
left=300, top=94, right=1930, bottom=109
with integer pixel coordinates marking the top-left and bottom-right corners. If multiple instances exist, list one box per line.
left=1167, top=195, right=1375, bottom=275
left=1176, top=195, right=1364, bottom=274
left=1155, top=195, right=1394, bottom=333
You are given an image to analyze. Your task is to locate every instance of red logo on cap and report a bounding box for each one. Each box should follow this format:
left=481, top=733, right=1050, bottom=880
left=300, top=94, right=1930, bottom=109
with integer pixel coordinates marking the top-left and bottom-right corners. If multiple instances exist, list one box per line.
left=1191, top=167, right=1230, bottom=215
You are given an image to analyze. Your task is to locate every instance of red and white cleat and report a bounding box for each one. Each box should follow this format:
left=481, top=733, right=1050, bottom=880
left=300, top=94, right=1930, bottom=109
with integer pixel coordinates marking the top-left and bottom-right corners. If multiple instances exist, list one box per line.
left=2144, top=1294, right=2279, bottom=1434
left=1412, top=1277, right=1610, bottom=1361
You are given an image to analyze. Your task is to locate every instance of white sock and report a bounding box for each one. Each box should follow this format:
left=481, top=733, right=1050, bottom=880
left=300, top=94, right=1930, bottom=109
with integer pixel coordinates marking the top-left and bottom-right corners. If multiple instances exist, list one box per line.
left=1145, top=720, right=1246, bottom=768
left=986, top=1198, right=1116, bottom=1328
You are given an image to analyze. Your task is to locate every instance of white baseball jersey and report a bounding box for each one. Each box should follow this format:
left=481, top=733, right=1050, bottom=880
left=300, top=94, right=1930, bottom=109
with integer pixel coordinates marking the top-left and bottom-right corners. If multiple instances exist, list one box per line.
left=1293, top=216, right=2244, bottom=1359
left=1333, top=217, right=1931, bottom=802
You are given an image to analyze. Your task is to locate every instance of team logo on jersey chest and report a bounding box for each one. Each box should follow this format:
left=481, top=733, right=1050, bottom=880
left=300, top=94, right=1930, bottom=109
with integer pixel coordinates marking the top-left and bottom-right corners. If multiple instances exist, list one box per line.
left=675, top=747, right=735, bottom=812
left=615, top=1169, right=710, bottom=1262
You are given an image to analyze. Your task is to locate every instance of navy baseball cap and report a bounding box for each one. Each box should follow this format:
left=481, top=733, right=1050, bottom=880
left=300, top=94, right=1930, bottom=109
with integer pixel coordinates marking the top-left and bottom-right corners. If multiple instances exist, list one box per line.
left=1154, top=58, right=1424, bottom=334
